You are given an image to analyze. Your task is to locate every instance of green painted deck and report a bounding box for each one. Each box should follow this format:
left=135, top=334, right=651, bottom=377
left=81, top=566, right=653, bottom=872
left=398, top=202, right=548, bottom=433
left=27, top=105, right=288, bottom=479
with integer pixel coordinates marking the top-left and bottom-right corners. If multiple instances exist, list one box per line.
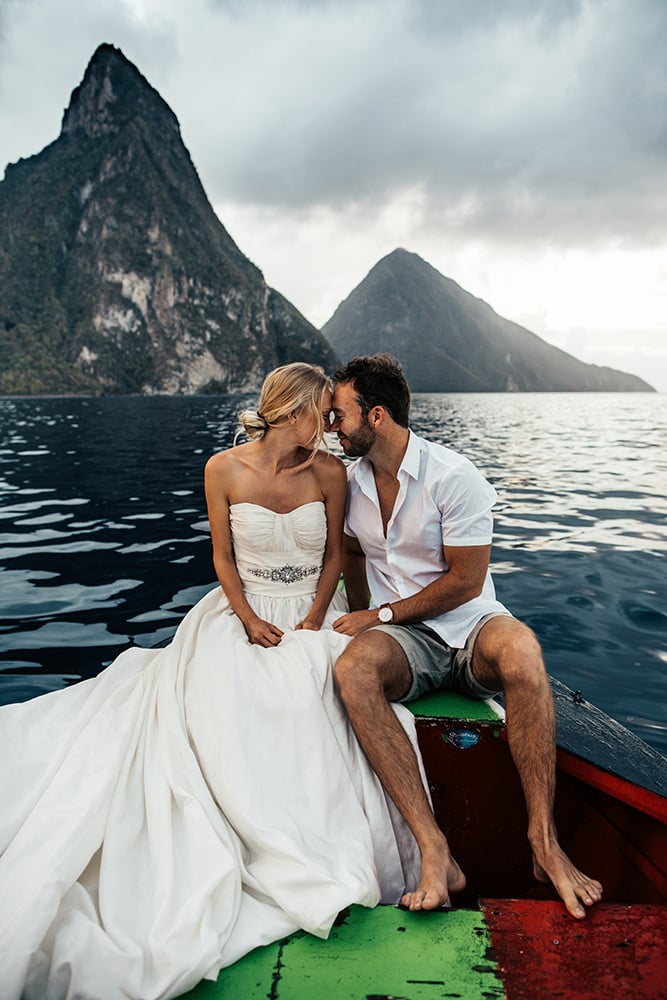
left=179, top=691, right=504, bottom=999
left=181, top=904, right=503, bottom=999
left=407, top=690, right=502, bottom=722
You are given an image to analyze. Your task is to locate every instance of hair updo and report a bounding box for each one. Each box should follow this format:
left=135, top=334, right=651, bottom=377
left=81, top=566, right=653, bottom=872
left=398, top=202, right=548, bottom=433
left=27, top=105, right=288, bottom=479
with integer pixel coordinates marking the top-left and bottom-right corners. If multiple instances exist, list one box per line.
left=238, top=363, right=331, bottom=452
left=238, top=409, right=269, bottom=440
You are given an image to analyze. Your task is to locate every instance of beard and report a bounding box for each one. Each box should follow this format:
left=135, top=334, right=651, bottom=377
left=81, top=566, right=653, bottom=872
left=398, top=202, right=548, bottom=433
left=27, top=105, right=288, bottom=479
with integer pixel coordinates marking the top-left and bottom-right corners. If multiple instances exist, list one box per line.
left=338, top=419, right=376, bottom=457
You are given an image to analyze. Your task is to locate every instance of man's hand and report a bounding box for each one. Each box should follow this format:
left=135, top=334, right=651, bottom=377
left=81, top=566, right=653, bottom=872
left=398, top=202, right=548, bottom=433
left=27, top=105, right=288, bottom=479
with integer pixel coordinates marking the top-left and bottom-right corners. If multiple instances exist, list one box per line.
left=332, top=609, right=380, bottom=636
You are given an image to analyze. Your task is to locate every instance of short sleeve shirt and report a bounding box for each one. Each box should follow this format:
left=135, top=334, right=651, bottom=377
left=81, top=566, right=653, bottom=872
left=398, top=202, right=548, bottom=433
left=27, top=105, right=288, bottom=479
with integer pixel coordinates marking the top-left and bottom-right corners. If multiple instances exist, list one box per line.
left=344, top=430, right=510, bottom=648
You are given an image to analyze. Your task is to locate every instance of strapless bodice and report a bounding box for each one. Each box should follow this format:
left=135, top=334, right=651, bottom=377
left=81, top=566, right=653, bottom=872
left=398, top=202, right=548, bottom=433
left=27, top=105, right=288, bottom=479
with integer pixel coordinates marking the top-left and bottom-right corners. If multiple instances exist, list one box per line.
left=230, top=501, right=326, bottom=596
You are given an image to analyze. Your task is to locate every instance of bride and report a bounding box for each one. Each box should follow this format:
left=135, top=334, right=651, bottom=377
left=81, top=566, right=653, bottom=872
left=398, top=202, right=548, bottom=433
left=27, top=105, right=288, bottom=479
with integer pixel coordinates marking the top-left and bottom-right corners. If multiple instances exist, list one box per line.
left=0, top=363, right=425, bottom=1000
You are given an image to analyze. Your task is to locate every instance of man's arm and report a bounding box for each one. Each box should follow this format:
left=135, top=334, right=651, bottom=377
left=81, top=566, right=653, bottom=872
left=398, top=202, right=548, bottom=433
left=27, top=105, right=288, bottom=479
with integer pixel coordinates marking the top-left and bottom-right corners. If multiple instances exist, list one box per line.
left=389, top=543, right=490, bottom=624
left=333, top=543, right=491, bottom=637
left=341, top=532, right=370, bottom=612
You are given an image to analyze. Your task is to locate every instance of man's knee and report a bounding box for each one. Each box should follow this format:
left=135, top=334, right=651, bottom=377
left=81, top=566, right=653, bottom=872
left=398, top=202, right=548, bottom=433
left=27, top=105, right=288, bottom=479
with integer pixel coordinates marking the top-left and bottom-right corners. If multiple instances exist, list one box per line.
left=335, top=641, right=382, bottom=706
left=335, top=632, right=412, bottom=705
left=475, top=618, right=546, bottom=689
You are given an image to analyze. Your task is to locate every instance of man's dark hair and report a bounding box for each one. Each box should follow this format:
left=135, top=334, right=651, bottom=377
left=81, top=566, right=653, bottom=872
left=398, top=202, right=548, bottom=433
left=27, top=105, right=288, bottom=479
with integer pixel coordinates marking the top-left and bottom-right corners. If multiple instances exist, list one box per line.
left=333, top=353, right=410, bottom=428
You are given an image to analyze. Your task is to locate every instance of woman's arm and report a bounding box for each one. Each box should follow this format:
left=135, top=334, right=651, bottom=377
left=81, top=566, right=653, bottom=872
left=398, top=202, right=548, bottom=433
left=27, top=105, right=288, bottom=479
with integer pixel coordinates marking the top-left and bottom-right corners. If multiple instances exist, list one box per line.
left=205, top=453, right=284, bottom=647
left=296, top=454, right=348, bottom=630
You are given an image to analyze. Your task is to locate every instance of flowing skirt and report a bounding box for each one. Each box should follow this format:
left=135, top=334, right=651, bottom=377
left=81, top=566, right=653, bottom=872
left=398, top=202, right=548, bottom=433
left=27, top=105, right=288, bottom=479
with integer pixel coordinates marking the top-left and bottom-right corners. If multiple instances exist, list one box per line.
left=0, top=585, right=424, bottom=1000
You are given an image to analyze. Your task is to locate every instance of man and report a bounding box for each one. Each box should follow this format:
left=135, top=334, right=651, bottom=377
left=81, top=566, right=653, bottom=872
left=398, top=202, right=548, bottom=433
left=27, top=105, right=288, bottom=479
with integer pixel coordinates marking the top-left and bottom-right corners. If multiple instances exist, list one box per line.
left=330, top=353, right=602, bottom=920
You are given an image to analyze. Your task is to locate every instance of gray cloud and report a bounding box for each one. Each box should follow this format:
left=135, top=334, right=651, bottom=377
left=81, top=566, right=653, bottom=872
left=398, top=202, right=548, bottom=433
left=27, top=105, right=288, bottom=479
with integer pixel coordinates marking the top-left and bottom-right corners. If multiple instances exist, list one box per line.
left=173, top=0, right=666, bottom=250
left=1, top=0, right=666, bottom=252
left=0, top=0, right=664, bottom=389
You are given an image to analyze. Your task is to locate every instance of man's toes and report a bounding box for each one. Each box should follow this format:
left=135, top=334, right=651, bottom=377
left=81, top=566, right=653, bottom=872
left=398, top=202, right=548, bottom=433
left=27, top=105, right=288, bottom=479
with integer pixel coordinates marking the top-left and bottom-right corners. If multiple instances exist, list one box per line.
left=579, top=879, right=603, bottom=905
left=401, top=890, right=425, bottom=911
left=421, top=889, right=448, bottom=911
left=589, top=879, right=603, bottom=901
left=410, top=892, right=426, bottom=911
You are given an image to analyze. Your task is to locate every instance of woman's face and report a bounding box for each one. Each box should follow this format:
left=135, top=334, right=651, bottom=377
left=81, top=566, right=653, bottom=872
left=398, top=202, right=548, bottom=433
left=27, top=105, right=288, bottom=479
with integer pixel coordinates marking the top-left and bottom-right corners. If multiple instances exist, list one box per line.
left=295, top=388, right=333, bottom=448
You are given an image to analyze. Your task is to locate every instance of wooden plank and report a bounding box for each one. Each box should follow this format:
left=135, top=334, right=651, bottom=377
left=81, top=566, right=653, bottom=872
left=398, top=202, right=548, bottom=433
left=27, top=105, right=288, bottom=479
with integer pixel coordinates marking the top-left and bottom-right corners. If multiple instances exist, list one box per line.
left=549, top=677, right=667, bottom=802
left=482, top=899, right=667, bottom=1000
left=180, top=904, right=504, bottom=999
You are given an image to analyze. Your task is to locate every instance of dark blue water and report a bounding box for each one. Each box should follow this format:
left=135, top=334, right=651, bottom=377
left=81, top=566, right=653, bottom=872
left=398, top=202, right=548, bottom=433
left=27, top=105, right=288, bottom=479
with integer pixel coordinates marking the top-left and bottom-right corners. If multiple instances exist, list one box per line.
left=1, top=393, right=666, bottom=754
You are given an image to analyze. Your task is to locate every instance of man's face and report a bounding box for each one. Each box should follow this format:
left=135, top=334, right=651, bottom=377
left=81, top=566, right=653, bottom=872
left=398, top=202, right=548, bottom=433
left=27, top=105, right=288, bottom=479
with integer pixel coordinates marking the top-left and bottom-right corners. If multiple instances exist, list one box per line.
left=331, top=381, right=376, bottom=457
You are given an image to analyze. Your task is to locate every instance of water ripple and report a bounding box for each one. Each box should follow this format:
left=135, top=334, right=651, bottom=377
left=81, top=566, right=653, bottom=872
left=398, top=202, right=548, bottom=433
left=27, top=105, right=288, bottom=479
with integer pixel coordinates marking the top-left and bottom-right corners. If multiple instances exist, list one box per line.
left=1, top=392, right=665, bottom=754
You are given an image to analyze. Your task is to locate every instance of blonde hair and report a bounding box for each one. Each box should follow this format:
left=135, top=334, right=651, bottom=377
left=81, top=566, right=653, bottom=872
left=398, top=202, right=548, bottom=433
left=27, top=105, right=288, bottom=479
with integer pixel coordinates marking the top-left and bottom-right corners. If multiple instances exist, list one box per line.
left=238, top=363, right=331, bottom=454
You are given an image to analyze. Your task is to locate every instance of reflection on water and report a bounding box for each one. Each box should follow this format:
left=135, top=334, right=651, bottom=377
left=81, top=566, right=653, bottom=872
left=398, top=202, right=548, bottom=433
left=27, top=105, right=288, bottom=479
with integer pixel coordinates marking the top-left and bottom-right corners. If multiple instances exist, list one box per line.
left=1, top=392, right=666, bottom=754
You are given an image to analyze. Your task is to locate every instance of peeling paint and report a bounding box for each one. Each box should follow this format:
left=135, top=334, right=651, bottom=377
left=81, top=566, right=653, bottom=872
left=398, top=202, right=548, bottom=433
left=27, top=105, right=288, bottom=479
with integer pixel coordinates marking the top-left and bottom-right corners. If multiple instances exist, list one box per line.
left=268, top=938, right=287, bottom=1000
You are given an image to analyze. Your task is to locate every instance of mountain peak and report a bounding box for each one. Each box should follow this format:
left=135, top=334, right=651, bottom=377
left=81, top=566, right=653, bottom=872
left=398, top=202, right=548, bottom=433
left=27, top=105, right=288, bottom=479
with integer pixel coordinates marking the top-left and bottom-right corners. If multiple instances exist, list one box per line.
left=0, top=45, right=337, bottom=395
left=61, top=43, right=178, bottom=140
left=374, top=248, right=452, bottom=287
left=375, top=248, right=419, bottom=271
left=385, top=247, right=415, bottom=261
left=322, top=252, right=654, bottom=393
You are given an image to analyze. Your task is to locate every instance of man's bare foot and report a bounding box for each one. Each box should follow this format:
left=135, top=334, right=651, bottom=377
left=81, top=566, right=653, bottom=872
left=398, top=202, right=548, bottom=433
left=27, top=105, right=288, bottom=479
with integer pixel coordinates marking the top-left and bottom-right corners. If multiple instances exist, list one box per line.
left=400, top=845, right=467, bottom=911
left=533, top=843, right=603, bottom=919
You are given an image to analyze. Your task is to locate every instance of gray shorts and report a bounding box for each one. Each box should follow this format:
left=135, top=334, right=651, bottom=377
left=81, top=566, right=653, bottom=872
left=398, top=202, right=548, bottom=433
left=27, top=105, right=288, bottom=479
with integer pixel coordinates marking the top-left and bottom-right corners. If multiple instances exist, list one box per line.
left=374, top=614, right=508, bottom=703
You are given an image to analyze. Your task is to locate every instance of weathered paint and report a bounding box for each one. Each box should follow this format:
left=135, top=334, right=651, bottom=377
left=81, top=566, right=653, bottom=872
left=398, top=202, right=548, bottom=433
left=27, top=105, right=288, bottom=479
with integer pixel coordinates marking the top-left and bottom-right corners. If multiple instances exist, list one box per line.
left=549, top=676, right=667, bottom=802
left=555, top=744, right=667, bottom=826
left=415, top=719, right=537, bottom=908
left=413, top=690, right=667, bottom=908
left=408, top=690, right=502, bottom=722
left=181, top=905, right=505, bottom=999
left=177, top=683, right=667, bottom=998
left=482, top=899, right=667, bottom=1000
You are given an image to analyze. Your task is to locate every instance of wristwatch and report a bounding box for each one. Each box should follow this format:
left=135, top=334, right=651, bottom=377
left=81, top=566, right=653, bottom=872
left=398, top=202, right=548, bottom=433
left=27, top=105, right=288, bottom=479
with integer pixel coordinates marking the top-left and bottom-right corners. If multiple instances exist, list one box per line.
left=377, top=603, right=394, bottom=624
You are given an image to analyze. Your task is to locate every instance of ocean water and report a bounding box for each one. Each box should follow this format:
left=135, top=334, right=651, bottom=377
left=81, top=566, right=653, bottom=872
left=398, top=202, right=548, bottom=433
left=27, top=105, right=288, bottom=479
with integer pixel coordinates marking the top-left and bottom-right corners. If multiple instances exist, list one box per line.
left=1, top=392, right=665, bottom=755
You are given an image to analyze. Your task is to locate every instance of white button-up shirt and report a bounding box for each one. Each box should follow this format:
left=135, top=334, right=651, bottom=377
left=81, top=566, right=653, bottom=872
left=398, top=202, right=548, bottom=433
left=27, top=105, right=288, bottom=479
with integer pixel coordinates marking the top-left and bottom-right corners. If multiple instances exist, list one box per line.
left=344, top=430, right=510, bottom=648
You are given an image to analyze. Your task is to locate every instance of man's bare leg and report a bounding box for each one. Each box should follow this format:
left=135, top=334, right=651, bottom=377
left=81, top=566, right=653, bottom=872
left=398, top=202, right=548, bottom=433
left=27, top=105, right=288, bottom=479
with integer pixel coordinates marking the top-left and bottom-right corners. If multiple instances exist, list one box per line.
left=335, top=631, right=466, bottom=911
left=472, top=617, right=603, bottom=919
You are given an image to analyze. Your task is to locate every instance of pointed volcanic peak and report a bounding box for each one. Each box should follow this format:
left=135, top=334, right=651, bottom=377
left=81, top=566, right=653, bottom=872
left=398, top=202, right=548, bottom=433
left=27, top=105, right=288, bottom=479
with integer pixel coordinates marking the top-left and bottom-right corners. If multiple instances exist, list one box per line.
left=0, top=44, right=336, bottom=394
left=322, top=249, right=653, bottom=392
left=61, top=43, right=179, bottom=141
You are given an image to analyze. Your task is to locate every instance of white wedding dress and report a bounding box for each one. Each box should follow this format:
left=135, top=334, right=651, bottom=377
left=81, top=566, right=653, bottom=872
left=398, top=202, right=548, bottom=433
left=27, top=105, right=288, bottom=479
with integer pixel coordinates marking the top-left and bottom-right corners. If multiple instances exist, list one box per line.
left=0, top=501, right=424, bottom=1000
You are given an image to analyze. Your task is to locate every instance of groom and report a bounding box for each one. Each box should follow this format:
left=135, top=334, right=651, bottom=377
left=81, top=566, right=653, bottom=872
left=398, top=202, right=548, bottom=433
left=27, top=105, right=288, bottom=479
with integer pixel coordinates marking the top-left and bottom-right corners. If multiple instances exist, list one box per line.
left=330, top=353, right=602, bottom=920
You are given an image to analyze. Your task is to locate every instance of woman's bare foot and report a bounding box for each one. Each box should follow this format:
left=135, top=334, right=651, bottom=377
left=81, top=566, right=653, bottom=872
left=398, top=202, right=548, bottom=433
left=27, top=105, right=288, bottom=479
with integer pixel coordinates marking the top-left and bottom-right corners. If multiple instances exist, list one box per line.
left=400, top=845, right=467, bottom=911
left=533, top=843, right=603, bottom=919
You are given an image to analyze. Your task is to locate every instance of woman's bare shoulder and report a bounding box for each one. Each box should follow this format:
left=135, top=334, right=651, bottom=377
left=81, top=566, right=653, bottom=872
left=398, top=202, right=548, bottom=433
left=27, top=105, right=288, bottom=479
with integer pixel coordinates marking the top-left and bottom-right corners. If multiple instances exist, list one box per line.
left=312, top=450, right=347, bottom=489
left=312, top=448, right=345, bottom=470
left=206, top=443, right=254, bottom=475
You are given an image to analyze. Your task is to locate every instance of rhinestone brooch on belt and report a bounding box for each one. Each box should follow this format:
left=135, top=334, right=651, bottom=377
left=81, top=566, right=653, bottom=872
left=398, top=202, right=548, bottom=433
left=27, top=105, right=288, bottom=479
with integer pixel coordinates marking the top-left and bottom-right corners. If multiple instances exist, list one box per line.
left=244, top=564, right=321, bottom=585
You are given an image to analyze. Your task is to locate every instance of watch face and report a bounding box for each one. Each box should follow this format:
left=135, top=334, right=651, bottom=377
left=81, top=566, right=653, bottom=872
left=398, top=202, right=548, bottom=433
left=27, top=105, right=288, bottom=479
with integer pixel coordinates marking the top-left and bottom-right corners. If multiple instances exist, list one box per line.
left=378, top=605, right=393, bottom=623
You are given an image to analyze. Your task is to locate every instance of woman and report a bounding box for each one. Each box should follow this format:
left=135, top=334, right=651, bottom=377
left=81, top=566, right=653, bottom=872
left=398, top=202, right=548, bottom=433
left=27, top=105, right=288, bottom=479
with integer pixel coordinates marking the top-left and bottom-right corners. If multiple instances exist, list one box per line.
left=0, top=364, right=423, bottom=1000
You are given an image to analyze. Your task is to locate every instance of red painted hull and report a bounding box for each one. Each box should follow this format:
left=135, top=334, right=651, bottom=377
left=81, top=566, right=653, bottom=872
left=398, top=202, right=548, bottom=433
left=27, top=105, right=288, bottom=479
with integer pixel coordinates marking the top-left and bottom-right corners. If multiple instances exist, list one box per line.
left=412, top=678, right=667, bottom=998
left=482, top=900, right=667, bottom=1000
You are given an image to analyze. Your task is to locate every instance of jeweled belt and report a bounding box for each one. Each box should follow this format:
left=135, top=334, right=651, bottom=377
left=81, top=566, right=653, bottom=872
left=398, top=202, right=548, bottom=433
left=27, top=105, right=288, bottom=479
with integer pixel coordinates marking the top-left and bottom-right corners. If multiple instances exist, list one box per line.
left=242, top=563, right=321, bottom=585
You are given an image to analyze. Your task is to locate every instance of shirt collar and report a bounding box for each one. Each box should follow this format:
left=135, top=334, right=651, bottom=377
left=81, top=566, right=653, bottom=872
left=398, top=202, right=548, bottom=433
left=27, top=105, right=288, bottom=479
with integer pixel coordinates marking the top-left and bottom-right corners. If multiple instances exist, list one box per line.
left=400, top=429, right=422, bottom=481
left=354, top=428, right=421, bottom=490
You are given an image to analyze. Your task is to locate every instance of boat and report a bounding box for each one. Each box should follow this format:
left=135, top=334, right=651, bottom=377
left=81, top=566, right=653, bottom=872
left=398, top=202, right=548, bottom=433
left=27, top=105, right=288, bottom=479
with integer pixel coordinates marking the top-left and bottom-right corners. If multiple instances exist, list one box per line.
left=179, top=676, right=667, bottom=999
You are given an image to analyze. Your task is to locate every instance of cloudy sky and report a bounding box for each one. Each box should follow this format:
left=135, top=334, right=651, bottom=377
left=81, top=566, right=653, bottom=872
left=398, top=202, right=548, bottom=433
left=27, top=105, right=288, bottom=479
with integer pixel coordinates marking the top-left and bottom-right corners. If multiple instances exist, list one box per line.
left=1, top=0, right=665, bottom=389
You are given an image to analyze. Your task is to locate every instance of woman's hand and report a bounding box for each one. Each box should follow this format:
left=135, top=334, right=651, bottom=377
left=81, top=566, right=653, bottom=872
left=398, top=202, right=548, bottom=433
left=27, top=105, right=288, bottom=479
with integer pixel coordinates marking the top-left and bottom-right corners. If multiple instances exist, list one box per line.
left=295, top=617, right=322, bottom=631
left=243, top=615, right=284, bottom=647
